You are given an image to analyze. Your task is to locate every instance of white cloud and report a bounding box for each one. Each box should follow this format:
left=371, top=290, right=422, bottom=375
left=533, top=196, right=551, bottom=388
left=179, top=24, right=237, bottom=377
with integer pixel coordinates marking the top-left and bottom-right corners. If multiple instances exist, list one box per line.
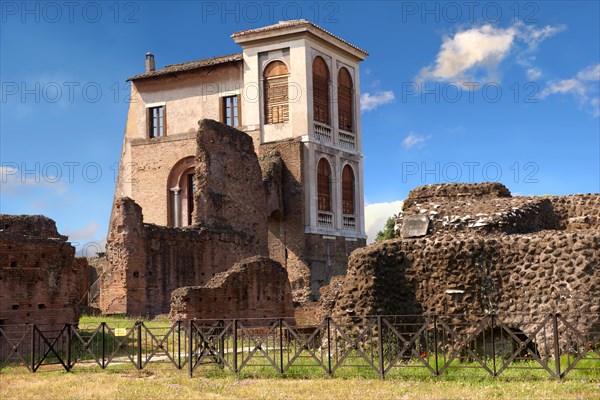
left=0, top=165, right=67, bottom=195
left=519, top=23, right=566, bottom=49
left=360, top=91, right=395, bottom=111
left=402, top=132, right=431, bottom=149
left=418, top=23, right=565, bottom=87
left=541, top=64, right=600, bottom=117
left=63, top=221, right=101, bottom=243
left=364, top=200, right=404, bottom=244
left=419, top=24, right=515, bottom=83
left=63, top=221, right=107, bottom=256
left=527, top=68, right=542, bottom=80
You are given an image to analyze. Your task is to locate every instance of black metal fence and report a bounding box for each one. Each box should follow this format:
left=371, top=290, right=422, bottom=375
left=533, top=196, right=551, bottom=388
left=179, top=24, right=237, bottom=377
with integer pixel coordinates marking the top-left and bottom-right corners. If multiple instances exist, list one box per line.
left=1, top=313, right=599, bottom=379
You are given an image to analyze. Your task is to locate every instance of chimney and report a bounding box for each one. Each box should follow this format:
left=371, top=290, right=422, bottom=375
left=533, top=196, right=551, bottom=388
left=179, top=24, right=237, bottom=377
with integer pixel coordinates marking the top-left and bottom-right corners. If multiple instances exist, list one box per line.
left=145, top=52, right=155, bottom=72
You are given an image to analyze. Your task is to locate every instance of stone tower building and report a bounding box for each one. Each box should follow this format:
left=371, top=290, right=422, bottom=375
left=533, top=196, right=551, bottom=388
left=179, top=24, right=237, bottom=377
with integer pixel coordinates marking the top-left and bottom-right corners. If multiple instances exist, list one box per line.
left=111, top=20, right=368, bottom=302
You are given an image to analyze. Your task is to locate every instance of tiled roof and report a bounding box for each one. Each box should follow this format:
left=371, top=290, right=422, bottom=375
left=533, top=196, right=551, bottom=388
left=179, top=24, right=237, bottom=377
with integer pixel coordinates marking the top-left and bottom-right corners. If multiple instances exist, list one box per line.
left=231, top=19, right=368, bottom=56
left=127, top=53, right=243, bottom=81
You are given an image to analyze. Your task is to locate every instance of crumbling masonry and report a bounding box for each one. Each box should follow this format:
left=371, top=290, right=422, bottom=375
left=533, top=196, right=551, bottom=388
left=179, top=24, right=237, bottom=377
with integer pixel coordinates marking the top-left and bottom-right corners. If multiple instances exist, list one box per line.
left=0, top=215, right=87, bottom=328
left=100, top=120, right=271, bottom=316
left=328, top=183, right=599, bottom=349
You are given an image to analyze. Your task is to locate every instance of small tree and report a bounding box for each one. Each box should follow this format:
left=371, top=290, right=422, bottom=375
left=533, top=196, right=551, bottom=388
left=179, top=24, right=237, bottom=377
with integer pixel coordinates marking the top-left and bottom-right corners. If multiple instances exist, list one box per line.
left=375, top=214, right=398, bottom=242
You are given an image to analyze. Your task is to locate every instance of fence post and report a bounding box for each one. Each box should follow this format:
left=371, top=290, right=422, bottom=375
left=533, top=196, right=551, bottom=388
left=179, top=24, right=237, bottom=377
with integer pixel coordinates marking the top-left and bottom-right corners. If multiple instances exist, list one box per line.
left=177, top=320, right=182, bottom=369
left=377, top=316, right=384, bottom=379
left=136, top=322, right=142, bottom=370
left=232, top=319, right=238, bottom=374
left=31, top=324, right=36, bottom=373
left=279, top=318, right=284, bottom=374
left=218, top=320, right=225, bottom=369
left=553, top=313, right=561, bottom=379
left=188, top=320, right=193, bottom=378
left=491, top=314, right=497, bottom=377
left=327, top=317, right=332, bottom=376
left=66, top=324, right=72, bottom=372
left=101, top=322, right=106, bottom=369
left=433, top=316, right=440, bottom=376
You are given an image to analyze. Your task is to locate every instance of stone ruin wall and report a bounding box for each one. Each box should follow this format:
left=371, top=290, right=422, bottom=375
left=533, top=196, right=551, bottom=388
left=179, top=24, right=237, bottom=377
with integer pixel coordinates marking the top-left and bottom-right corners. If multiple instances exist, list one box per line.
left=100, top=120, right=269, bottom=316
left=326, top=183, right=599, bottom=353
left=398, top=182, right=599, bottom=236
left=169, top=256, right=295, bottom=325
left=0, top=215, right=86, bottom=329
left=334, top=231, right=599, bottom=318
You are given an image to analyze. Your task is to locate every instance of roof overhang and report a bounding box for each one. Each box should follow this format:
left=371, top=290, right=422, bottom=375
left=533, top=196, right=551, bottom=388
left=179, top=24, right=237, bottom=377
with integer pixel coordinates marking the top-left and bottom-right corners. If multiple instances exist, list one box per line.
left=232, top=20, right=368, bottom=62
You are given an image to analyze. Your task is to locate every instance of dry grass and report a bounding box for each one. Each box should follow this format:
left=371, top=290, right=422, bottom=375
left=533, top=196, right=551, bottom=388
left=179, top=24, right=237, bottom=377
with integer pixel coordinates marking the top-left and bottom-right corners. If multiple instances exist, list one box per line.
left=1, top=365, right=599, bottom=400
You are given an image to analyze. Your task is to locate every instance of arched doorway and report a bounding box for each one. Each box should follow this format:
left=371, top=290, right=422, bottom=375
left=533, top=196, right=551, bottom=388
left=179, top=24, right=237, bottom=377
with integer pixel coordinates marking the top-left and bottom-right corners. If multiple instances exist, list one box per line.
left=167, top=156, right=196, bottom=227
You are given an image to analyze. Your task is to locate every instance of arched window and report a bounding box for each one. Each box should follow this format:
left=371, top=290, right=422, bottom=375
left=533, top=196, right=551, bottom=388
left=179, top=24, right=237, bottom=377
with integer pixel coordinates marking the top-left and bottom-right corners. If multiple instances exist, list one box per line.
left=263, top=61, right=289, bottom=124
left=317, top=158, right=331, bottom=212
left=338, top=67, right=353, bottom=132
left=312, top=56, right=330, bottom=124
left=342, top=165, right=355, bottom=215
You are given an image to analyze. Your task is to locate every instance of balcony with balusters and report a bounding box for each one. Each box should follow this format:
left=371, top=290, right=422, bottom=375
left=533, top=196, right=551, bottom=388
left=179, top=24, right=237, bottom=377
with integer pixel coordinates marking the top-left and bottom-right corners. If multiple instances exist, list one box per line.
left=317, top=211, right=334, bottom=228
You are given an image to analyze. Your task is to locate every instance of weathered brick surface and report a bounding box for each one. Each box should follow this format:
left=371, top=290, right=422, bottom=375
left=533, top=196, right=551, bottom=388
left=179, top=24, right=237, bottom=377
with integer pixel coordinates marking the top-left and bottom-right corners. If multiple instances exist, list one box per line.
left=128, top=135, right=196, bottom=226
left=259, top=140, right=311, bottom=302
left=101, top=121, right=270, bottom=316
left=194, top=119, right=267, bottom=253
left=259, top=140, right=366, bottom=303
left=0, top=215, right=84, bottom=328
left=100, top=197, right=269, bottom=316
left=169, top=256, right=295, bottom=324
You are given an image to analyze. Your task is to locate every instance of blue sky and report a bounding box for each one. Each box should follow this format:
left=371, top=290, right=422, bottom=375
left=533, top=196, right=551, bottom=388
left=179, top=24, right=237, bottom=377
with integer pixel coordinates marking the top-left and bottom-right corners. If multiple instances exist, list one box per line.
left=1, top=1, right=599, bottom=249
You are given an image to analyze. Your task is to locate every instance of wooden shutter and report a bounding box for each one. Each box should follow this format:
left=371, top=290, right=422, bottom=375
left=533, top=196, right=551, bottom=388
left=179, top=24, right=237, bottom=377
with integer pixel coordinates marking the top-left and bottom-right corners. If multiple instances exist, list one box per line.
left=264, top=61, right=289, bottom=124
left=312, top=57, right=330, bottom=124
left=317, top=158, right=331, bottom=211
left=342, top=165, right=355, bottom=214
left=338, top=68, right=353, bottom=132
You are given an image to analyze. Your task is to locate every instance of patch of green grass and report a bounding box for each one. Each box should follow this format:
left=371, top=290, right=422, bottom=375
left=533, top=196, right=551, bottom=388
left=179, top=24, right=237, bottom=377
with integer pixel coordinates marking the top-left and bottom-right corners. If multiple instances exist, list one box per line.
left=1, top=365, right=599, bottom=400
left=78, top=314, right=171, bottom=330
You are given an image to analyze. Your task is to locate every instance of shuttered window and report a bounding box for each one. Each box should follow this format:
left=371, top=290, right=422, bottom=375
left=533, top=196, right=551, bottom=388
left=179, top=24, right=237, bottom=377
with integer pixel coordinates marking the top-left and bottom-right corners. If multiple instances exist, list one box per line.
left=264, top=61, right=289, bottom=124
left=312, top=56, right=330, bottom=124
left=342, top=165, right=355, bottom=214
left=317, top=158, right=331, bottom=211
left=338, top=68, right=353, bottom=132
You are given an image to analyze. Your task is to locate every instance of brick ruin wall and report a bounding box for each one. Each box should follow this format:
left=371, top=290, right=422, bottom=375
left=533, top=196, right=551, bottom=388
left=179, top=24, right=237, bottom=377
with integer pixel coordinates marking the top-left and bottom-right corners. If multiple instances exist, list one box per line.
left=0, top=215, right=86, bottom=330
left=324, top=183, right=599, bottom=353
left=102, top=120, right=366, bottom=316
left=259, top=140, right=366, bottom=303
left=259, top=141, right=312, bottom=303
left=193, top=119, right=267, bottom=241
left=169, top=256, right=295, bottom=324
left=100, top=120, right=268, bottom=316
